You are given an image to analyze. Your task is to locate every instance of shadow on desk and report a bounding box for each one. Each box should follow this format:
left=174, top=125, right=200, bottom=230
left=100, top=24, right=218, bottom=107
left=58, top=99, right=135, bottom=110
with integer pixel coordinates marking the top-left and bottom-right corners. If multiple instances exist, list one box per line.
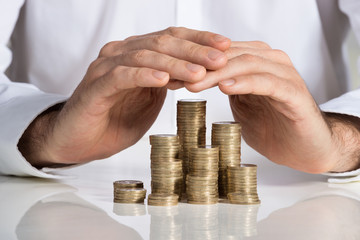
left=0, top=176, right=142, bottom=240
left=1, top=176, right=359, bottom=240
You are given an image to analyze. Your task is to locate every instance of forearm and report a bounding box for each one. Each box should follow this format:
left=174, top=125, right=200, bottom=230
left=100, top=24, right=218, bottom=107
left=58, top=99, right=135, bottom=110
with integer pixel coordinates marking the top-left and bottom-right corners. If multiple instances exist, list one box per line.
left=18, top=103, right=65, bottom=168
left=325, top=112, right=360, bottom=173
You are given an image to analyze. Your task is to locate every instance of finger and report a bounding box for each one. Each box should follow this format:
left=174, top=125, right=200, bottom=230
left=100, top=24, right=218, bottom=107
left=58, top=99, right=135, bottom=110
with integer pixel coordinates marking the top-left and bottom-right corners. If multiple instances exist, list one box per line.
left=219, top=74, right=310, bottom=121
left=184, top=54, right=296, bottom=92
left=218, top=73, right=296, bottom=104
left=93, top=49, right=206, bottom=83
left=122, top=34, right=227, bottom=70
left=91, top=66, right=169, bottom=99
left=166, top=80, right=185, bottom=90
left=226, top=47, right=292, bottom=66
left=129, top=27, right=231, bottom=51
left=108, top=50, right=206, bottom=83
left=230, top=41, right=271, bottom=49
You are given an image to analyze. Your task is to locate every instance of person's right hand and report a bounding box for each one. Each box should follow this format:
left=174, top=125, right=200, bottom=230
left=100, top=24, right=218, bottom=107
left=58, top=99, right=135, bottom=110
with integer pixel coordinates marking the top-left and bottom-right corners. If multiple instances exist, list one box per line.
left=18, top=27, right=230, bottom=168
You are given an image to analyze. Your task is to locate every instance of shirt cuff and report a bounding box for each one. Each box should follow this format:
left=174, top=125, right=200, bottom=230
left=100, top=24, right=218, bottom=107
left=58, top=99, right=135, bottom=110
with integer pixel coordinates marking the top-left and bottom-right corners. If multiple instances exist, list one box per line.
left=323, top=169, right=360, bottom=183
left=0, top=92, right=69, bottom=178
left=319, top=88, right=360, bottom=183
left=319, top=88, right=360, bottom=118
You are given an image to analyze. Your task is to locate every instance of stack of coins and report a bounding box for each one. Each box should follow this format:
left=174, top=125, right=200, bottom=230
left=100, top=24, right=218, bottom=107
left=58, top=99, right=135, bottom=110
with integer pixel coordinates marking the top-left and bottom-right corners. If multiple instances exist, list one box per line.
left=211, top=122, right=242, bottom=197
left=150, top=134, right=183, bottom=197
left=186, top=146, right=219, bottom=204
left=177, top=99, right=206, bottom=191
left=113, top=180, right=146, bottom=203
left=227, top=164, right=260, bottom=205
left=114, top=180, right=144, bottom=189
left=148, top=193, right=179, bottom=206
left=150, top=134, right=180, bottom=160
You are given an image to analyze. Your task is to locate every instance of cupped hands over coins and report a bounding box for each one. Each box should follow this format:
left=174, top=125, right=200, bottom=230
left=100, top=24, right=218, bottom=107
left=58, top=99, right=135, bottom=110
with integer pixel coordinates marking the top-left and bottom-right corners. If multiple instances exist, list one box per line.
left=113, top=99, right=260, bottom=206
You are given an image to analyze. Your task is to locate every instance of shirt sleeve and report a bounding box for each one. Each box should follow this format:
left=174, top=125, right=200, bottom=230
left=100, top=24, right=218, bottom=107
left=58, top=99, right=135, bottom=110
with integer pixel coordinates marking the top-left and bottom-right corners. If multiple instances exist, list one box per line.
left=320, top=0, right=360, bottom=183
left=0, top=1, right=68, bottom=178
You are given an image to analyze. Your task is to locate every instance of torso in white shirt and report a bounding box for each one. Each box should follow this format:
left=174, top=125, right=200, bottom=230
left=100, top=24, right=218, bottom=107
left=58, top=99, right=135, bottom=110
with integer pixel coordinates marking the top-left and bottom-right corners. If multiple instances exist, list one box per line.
left=7, top=0, right=350, bottom=134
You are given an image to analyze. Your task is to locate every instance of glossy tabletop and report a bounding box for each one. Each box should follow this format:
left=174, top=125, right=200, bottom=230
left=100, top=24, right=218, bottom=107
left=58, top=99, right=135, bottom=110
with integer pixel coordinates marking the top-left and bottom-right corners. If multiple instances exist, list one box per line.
left=1, top=138, right=359, bottom=240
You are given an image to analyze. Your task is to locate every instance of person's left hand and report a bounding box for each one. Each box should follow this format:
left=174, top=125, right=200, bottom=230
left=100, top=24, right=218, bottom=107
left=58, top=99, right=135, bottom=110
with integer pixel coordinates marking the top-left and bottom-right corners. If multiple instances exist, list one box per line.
left=185, top=41, right=360, bottom=173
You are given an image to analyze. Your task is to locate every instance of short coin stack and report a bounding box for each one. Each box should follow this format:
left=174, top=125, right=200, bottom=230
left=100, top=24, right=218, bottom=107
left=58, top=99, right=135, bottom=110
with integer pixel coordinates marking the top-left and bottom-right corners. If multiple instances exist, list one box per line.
left=211, top=122, right=242, bottom=197
left=227, top=164, right=260, bottom=205
left=186, top=146, right=219, bottom=204
left=148, top=193, right=179, bottom=206
left=177, top=99, right=206, bottom=191
left=113, top=180, right=146, bottom=203
left=150, top=134, right=183, bottom=198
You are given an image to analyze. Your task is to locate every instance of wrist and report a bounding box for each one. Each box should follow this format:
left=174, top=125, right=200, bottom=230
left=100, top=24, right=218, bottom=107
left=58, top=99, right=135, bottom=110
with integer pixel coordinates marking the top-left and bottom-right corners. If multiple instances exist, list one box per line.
left=324, top=112, right=360, bottom=173
left=18, top=103, right=65, bottom=168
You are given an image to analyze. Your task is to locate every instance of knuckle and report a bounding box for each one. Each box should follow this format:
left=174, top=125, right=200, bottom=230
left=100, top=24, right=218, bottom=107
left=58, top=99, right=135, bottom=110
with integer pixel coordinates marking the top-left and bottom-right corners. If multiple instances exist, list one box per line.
left=273, top=49, right=292, bottom=63
left=88, top=58, right=105, bottom=69
left=166, top=26, right=184, bottom=37
left=253, top=40, right=271, bottom=49
left=264, top=73, right=281, bottom=96
left=99, top=41, right=119, bottom=57
left=166, top=58, right=178, bottom=70
left=187, top=44, right=201, bottom=57
left=166, top=26, right=176, bottom=35
left=132, top=49, right=149, bottom=65
left=86, top=58, right=108, bottom=79
left=239, top=53, right=259, bottom=62
left=226, top=47, right=240, bottom=58
left=261, top=72, right=275, bottom=80
left=124, top=35, right=138, bottom=41
left=110, top=65, right=125, bottom=80
left=152, top=34, right=172, bottom=50
left=272, top=49, right=286, bottom=56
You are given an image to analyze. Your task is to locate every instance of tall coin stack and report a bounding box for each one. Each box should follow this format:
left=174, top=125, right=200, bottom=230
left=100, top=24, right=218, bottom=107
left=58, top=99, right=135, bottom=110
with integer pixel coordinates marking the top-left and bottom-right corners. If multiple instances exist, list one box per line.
left=186, top=146, right=219, bottom=204
left=211, top=122, right=242, bottom=197
left=150, top=134, right=183, bottom=198
left=227, top=164, right=260, bottom=205
left=177, top=99, right=206, bottom=192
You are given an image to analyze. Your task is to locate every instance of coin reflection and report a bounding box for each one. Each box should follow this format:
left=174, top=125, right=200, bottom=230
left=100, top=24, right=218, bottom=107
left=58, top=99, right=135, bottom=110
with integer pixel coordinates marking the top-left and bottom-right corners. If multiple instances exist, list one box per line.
left=182, top=204, right=219, bottom=240
left=252, top=195, right=360, bottom=240
left=16, top=192, right=143, bottom=240
left=148, top=205, right=182, bottom=240
left=148, top=202, right=260, bottom=240
left=113, top=203, right=146, bottom=216
left=219, top=203, right=260, bottom=239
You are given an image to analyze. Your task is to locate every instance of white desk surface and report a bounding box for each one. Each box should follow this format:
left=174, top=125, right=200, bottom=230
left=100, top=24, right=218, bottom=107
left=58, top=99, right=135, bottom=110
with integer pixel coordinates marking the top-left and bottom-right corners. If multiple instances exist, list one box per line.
left=1, top=138, right=360, bottom=240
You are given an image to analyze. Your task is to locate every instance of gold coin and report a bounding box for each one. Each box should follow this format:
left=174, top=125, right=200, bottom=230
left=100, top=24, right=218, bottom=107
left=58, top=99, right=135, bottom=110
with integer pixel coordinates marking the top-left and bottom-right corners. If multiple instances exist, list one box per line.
left=148, top=193, right=179, bottom=206
left=113, top=180, right=144, bottom=189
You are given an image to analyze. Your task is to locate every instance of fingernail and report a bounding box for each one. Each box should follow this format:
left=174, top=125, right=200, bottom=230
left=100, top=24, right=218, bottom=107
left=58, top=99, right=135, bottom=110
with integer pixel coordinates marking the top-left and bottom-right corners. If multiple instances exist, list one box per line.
left=208, top=50, right=224, bottom=61
left=153, top=71, right=168, bottom=80
left=213, top=34, right=228, bottom=42
left=220, top=79, right=235, bottom=86
left=186, top=63, right=203, bottom=73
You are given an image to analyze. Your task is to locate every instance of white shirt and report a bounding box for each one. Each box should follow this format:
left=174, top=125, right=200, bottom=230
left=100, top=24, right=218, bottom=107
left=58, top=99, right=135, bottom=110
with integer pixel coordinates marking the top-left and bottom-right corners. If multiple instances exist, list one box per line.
left=0, top=0, right=360, bottom=178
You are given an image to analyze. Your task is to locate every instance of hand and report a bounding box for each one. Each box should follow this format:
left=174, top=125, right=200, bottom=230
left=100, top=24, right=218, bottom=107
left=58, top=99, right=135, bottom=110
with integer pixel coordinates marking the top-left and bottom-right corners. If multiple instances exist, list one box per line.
left=185, top=41, right=360, bottom=173
left=18, top=27, right=231, bottom=167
